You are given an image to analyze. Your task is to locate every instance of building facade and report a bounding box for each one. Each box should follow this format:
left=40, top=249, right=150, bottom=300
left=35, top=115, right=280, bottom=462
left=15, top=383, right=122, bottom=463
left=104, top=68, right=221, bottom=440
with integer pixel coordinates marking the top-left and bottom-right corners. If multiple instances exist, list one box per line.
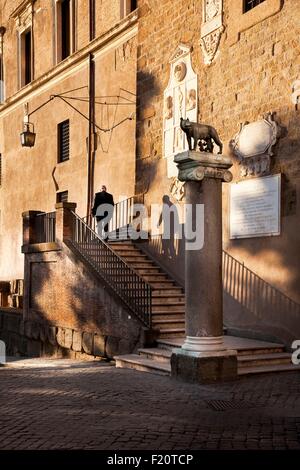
left=0, top=0, right=300, bottom=348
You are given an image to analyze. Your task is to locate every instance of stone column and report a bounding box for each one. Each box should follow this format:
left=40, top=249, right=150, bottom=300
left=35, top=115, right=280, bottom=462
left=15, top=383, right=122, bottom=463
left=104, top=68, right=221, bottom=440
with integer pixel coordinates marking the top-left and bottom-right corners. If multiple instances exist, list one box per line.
left=55, top=202, right=77, bottom=242
left=171, top=151, right=237, bottom=383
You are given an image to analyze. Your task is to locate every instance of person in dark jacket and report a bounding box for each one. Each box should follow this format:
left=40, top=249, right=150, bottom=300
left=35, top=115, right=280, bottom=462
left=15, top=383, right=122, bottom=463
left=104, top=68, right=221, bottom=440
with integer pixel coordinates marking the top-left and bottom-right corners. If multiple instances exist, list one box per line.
left=92, top=185, right=114, bottom=238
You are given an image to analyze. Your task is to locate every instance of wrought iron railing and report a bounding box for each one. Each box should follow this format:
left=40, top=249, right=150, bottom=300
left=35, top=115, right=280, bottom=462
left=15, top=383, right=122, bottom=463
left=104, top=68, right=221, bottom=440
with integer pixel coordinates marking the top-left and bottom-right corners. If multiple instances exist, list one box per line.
left=34, top=212, right=56, bottom=243
left=70, top=210, right=152, bottom=327
left=83, top=194, right=145, bottom=236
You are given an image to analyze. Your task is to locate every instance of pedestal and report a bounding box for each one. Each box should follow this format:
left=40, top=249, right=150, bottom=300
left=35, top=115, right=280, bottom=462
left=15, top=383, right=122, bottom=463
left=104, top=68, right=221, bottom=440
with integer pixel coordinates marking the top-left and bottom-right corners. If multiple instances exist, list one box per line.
left=171, top=151, right=238, bottom=383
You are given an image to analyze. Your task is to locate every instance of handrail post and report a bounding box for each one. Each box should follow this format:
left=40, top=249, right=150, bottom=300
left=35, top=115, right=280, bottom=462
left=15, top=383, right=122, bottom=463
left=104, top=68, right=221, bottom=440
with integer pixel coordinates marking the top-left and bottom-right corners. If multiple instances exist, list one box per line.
left=55, top=202, right=77, bottom=242
left=22, top=211, right=44, bottom=247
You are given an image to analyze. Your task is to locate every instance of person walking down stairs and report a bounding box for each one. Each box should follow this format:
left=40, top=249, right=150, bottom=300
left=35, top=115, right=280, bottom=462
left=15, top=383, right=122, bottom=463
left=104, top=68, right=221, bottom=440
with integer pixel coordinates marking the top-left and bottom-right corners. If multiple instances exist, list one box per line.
left=92, top=185, right=114, bottom=239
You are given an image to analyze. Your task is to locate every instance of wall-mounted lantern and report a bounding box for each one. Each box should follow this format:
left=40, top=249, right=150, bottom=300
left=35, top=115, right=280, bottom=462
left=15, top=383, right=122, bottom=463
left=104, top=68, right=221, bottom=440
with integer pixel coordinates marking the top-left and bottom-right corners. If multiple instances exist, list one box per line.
left=20, top=122, right=36, bottom=147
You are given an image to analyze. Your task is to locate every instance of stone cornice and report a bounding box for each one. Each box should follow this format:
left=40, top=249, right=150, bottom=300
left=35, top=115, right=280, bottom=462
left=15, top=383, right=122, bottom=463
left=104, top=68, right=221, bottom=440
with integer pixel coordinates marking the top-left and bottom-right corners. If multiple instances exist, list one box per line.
left=0, top=10, right=138, bottom=116
left=9, top=0, right=35, bottom=20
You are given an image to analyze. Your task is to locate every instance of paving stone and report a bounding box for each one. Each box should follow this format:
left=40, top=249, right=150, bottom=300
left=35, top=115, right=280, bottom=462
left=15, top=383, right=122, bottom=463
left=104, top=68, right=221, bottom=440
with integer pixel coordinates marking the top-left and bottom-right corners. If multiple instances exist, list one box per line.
left=0, top=362, right=299, bottom=450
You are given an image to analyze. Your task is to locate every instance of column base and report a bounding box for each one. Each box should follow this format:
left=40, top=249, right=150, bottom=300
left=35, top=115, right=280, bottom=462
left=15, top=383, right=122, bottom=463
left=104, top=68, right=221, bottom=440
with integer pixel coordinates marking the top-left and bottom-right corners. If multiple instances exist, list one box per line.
left=171, top=348, right=238, bottom=384
left=182, top=335, right=225, bottom=352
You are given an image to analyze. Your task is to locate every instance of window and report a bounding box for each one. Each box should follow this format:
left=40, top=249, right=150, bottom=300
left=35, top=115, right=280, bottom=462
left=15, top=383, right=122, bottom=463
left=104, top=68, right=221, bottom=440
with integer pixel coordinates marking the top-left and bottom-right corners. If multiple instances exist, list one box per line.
left=120, top=0, right=137, bottom=19
left=20, top=28, right=32, bottom=86
left=0, top=55, right=3, bottom=103
left=56, top=191, right=69, bottom=203
left=57, top=120, right=70, bottom=163
left=244, top=0, right=266, bottom=13
left=55, top=0, right=76, bottom=63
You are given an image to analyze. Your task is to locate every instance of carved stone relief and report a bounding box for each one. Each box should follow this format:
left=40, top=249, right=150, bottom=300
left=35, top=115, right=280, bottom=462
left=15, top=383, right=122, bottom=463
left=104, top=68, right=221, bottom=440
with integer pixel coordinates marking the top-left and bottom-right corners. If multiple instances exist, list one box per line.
left=163, top=44, right=198, bottom=178
left=169, top=177, right=186, bottom=202
left=230, top=112, right=282, bottom=178
left=200, top=0, right=224, bottom=65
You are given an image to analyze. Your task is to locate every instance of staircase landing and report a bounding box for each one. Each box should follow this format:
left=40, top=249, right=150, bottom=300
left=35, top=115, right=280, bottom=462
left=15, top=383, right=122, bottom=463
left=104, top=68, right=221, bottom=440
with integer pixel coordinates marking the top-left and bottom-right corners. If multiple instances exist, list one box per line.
left=115, top=336, right=300, bottom=377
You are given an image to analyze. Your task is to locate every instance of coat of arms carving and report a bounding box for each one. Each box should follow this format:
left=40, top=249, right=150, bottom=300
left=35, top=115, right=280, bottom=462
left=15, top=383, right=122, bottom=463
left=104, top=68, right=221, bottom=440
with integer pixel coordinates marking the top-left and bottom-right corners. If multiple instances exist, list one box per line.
left=229, top=112, right=282, bottom=178
left=200, top=0, right=224, bottom=65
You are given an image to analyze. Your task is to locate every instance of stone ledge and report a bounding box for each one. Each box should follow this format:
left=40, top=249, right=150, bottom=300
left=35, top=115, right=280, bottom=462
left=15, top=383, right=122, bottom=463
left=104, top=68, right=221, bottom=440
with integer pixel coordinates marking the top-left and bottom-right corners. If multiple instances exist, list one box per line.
left=21, top=243, right=61, bottom=254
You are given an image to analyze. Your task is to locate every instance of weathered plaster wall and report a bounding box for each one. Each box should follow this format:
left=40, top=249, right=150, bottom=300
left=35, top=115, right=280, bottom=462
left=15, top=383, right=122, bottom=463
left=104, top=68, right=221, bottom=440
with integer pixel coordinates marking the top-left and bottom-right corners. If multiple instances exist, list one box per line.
left=0, top=1, right=137, bottom=280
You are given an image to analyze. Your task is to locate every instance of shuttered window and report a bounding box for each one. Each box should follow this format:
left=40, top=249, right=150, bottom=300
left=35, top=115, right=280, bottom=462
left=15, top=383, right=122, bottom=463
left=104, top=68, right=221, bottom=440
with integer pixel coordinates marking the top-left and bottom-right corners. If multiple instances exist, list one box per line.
left=58, top=119, right=70, bottom=162
left=244, top=0, right=266, bottom=13
left=56, top=191, right=69, bottom=203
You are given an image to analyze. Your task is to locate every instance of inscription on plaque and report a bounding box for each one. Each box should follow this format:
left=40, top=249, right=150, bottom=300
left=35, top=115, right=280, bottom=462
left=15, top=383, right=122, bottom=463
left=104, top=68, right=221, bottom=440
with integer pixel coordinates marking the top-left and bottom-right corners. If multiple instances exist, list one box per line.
left=229, top=175, right=281, bottom=239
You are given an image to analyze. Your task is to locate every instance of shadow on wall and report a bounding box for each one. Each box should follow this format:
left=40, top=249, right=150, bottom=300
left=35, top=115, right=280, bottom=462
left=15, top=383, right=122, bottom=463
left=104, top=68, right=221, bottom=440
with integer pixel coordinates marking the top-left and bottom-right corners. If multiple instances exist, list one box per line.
left=141, top=194, right=186, bottom=286
left=223, top=250, right=300, bottom=346
left=135, top=71, right=161, bottom=195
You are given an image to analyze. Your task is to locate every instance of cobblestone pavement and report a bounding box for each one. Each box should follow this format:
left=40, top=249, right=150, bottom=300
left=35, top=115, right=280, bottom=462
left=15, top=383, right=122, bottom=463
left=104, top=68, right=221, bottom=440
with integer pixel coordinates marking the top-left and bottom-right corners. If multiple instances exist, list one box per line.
left=0, top=359, right=300, bottom=450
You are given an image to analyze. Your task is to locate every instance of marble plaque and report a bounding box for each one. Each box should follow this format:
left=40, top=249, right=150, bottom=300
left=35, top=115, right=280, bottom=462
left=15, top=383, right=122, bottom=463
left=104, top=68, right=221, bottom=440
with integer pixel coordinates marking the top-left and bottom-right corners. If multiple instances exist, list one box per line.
left=229, top=175, right=281, bottom=239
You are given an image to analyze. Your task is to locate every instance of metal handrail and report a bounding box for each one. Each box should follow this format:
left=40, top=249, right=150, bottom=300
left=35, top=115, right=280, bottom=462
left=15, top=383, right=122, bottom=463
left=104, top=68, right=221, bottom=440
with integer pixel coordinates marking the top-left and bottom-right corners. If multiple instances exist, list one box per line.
left=83, top=193, right=145, bottom=235
left=69, top=210, right=152, bottom=328
left=34, top=211, right=56, bottom=243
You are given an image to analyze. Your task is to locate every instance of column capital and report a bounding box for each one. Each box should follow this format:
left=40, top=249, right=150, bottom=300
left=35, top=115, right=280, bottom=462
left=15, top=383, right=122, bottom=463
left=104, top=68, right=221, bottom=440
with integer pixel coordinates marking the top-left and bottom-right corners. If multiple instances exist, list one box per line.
left=174, top=151, right=233, bottom=183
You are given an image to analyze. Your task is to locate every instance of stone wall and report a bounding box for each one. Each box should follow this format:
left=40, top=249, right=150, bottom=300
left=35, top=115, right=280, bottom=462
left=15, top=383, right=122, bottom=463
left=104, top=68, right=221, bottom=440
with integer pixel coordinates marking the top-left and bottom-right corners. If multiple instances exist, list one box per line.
left=20, top=240, right=146, bottom=358
left=0, top=307, right=138, bottom=359
left=135, top=0, right=300, bottom=340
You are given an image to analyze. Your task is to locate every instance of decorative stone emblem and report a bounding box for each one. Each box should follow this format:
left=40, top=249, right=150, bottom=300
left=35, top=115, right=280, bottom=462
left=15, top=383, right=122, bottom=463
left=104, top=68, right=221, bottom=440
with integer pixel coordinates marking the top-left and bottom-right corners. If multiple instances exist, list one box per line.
left=230, top=112, right=282, bottom=178
left=174, top=62, right=187, bottom=82
left=169, top=177, right=186, bottom=202
left=200, top=0, right=224, bottom=65
left=163, top=44, right=198, bottom=178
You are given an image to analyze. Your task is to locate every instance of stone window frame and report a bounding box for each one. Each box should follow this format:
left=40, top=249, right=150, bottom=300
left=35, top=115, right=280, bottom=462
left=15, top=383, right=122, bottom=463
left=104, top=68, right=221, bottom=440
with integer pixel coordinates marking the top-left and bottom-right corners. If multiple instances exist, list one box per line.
left=0, top=28, right=5, bottom=103
left=11, top=1, right=34, bottom=89
left=228, top=0, right=283, bottom=45
left=53, top=0, right=77, bottom=65
left=120, top=0, right=138, bottom=20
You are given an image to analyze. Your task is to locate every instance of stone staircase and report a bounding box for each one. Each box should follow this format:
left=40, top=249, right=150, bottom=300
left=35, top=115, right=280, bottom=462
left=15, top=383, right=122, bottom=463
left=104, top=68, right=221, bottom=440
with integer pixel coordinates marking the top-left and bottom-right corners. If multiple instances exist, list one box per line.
left=108, top=240, right=186, bottom=339
left=115, top=337, right=300, bottom=377
left=110, top=240, right=300, bottom=377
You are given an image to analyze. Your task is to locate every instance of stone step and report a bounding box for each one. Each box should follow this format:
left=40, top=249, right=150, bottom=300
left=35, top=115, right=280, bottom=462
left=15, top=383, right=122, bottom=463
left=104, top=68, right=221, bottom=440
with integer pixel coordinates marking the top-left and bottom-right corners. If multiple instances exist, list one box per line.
left=237, top=347, right=285, bottom=356
left=144, top=275, right=171, bottom=282
left=152, top=318, right=185, bottom=329
left=122, top=256, right=149, bottom=262
left=114, top=354, right=171, bottom=376
left=138, top=348, right=172, bottom=363
left=127, top=261, right=157, bottom=267
left=152, top=290, right=184, bottom=297
left=152, top=305, right=186, bottom=313
left=134, top=267, right=162, bottom=274
left=238, top=363, right=300, bottom=376
left=158, top=328, right=185, bottom=338
left=148, top=281, right=177, bottom=288
left=115, top=251, right=146, bottom=257
left=238, top=352, right=292, bottom=368
left=109, top=244, right=137, bottom=250
left=152, top=312, right=185, bottom=321
left=152, top=298, right=185, bottom=305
